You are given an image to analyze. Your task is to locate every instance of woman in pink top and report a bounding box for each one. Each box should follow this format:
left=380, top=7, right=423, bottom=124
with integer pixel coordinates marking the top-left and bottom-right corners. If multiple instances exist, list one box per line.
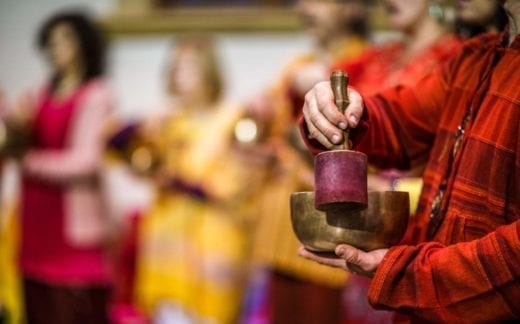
left=7, top=11, right=114, bottom=324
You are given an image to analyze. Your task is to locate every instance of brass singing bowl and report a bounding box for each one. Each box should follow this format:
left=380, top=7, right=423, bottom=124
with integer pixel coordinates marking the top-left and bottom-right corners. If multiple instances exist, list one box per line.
left=290, top=191, right=409, bottom=252
left=0, top=120, right=31, bottom=158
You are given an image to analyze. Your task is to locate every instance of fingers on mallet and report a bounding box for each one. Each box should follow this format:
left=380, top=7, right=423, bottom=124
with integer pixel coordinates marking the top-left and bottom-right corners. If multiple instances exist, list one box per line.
left=305, top=85, right=343, bottom=145
left=316, top=85, right=347, bottom=128
left=311, top=113, right=343, bottom=145
left=304, top=113, right=334, bottom=148
left=306, top=100, right=342, bottom=143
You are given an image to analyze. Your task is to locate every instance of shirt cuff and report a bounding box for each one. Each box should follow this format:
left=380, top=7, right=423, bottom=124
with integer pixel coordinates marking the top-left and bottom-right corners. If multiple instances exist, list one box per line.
left=367, top=245, right=408, bottom=308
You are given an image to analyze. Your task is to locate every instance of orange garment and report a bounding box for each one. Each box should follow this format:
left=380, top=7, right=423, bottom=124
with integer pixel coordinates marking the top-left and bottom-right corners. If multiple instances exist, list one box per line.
left=302, top=31, right=520, bottom=322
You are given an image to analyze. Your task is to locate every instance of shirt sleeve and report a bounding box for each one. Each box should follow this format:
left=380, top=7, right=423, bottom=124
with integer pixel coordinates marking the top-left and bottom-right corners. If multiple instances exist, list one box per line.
left=23, top=83, right=113, bottom=183
left=299, top=60, right=453, bottom=170
left=368, top=220, right=520, bottom=321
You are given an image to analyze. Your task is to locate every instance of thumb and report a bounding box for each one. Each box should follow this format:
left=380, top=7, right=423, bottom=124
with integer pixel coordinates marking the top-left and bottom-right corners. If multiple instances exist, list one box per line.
left=335, top=245, right=372, bottom=272
left=335, top=245, right=363, bottom=262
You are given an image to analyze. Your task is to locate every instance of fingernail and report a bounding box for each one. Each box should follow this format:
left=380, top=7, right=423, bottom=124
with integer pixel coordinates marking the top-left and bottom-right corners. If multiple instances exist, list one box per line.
left=339, top=122, right=347, bottom=130
left=350, top=115, right=358, bottom=124
left=331, top=134, right=340, bottom=144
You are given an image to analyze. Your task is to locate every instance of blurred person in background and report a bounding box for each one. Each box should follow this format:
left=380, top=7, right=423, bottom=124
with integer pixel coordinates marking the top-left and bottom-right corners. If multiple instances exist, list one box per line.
left=109, top=37, right=261, bottom=323
left=243, top=1, right=372, bottom=323
left=1, top=11, right=115, bottom=324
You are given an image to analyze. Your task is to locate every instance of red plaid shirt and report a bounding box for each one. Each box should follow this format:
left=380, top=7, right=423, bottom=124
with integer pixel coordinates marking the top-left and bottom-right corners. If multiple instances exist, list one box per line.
left=301, top=30, right=520, bottom=321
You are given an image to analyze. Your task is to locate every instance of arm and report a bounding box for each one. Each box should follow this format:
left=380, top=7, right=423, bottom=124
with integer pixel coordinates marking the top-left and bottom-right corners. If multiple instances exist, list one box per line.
left=300, top=219, right=520, bottom=322
left=301, top=134, right=520, bottom=321
left=370, top=220, right=520, bottom=321
left=23, top=82, right=113, bottom=183
left=300, top=62, right=452, bottom=170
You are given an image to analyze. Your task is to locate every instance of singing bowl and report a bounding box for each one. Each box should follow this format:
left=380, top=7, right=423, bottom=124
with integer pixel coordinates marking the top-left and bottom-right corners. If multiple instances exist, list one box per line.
left=0, top=120, right=31, bottom=158
left=290, top=191, right=409, bottom=252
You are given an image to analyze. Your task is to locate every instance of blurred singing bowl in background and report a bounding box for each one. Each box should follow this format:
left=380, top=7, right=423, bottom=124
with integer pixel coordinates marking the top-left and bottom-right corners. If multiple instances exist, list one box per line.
left=290, top=191, right=409, bottom=252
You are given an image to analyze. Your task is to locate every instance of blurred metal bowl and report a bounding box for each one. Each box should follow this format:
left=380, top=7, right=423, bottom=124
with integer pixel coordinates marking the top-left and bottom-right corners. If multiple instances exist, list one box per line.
left=0, top=120, right=31, bottom=158
left=290, top=191, right=409, bottom=252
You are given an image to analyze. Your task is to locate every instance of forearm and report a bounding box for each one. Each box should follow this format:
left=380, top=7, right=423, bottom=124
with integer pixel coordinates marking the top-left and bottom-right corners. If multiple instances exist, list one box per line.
left=23, top=148, right=102, bottom=183
left=358, top=86, right=442, bottom=170
left=368, top=221, right=520, bottom=321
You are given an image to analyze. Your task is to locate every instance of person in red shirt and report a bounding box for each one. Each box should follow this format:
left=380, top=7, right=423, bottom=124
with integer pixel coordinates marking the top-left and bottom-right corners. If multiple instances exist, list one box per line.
left=3, top=11, right=114, bottom=324
left=298, top=0, right=520, bottom=321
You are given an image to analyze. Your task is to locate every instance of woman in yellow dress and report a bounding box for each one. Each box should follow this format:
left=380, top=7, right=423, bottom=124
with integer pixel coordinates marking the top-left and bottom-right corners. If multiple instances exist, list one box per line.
left=121, top=38, right=260, bottom=323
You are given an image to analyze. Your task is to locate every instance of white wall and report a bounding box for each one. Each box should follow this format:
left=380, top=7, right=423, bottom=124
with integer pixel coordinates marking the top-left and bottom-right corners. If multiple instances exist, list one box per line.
left=111, top=33, right=311, bottom=118
left=0, top=0, right=115, bottom=100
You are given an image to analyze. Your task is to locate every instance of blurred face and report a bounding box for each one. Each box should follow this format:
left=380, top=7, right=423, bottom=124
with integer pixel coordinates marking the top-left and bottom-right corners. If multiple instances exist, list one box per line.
left=45, top=23, right=81, bottom=73
left=167, top=46, right=204, bottom=101
left=456, top=0, right=500, bottom=25
left=296, top=0, right=367, bottom=40
left=383, top=0, right=429, bottom=32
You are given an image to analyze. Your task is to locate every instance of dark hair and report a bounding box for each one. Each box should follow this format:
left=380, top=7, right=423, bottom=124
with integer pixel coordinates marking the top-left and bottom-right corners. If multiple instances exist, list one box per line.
left=348, top=15, right=369, bottom=38
left=455, top=4, right=509, bottom=39
left=344, top=0, right=371, bottom=38
left=37, top=10, right=106, bottom=86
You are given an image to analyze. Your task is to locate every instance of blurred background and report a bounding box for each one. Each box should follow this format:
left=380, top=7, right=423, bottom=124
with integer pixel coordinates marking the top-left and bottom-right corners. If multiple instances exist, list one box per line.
left=0, top=0, right=318, bottom=239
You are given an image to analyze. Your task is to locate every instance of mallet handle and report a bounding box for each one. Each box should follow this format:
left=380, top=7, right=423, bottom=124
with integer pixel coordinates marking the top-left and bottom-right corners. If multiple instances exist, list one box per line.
left=330, top=70, right=350, bottom=150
